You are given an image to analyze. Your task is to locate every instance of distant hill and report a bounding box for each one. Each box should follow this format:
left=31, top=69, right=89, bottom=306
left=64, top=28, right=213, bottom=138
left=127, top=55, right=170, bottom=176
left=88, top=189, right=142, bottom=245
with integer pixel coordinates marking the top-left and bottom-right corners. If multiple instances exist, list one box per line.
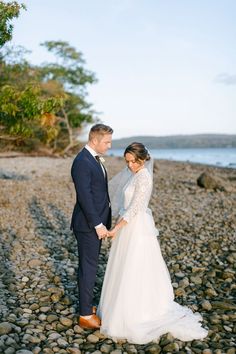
left=111, top=134, right=236, bottom=149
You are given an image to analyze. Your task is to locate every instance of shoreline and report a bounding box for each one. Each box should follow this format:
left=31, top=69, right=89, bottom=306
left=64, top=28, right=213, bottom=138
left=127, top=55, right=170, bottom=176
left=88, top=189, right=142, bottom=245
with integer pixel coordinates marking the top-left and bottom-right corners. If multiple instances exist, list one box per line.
left=1, top=152, right=236, bottom=172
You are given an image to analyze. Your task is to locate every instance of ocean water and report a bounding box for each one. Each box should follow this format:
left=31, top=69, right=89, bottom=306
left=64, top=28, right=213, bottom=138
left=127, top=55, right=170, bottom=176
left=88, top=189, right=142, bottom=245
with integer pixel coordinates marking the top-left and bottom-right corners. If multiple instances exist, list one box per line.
left=108, top=148, right=236, bottom=168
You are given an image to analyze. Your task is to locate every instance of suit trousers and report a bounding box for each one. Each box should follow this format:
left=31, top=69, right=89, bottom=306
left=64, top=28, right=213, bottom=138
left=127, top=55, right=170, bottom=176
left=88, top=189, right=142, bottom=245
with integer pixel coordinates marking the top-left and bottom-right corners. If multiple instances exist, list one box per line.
left=74, top=228, right=101, bottom=316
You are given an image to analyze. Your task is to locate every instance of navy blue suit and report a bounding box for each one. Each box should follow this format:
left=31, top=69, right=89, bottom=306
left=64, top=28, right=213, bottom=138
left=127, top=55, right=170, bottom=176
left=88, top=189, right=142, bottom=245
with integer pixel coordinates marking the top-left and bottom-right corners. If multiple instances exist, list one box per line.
left=71, top=147, right=111, bottom=315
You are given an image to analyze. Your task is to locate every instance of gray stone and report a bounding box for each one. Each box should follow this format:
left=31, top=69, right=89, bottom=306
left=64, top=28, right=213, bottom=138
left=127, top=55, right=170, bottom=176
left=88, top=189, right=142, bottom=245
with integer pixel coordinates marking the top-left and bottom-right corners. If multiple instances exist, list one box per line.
left=5, top=348, right=16, bottom=354
left=39, top=306, right=51, bottom=313
left=59, top=317, right=73, bottom=327
left=163, top=342, right=180, bottom=352
left=190, top=275, right=202, bottom=285
left=22, top=277, right=29, bottom=282
left=5, top=337, right=17, bottom=346
left=202, top=350, right=213, bottom=354
left=143, top=345, right=161, bottom=354
left=201, top=299, right=212, bottom=311
left=48, top=332, right=61, bottom=341
left=179, top=277, right=189, bottom=288
left=57, top=338, right=69, bottom=348
left=100, top=344, right=112, bottom=353
left=0, top=322, right=12, bottom=335
left=73, top=325, right=83, bottom=334
left=47, top=314, right=59, bottom=323
left=87, top=334, right=99, bottom=343
left=67, top=349, right=81, bottom=354
left=197, top=172, right=226, bottom=191
left=22, top=334, right=41, bottom=344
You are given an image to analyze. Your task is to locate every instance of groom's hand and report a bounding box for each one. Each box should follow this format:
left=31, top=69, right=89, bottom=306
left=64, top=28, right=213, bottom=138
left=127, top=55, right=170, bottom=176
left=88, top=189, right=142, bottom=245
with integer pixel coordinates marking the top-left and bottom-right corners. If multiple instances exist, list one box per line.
left=95, top=224, right=108, bottom=239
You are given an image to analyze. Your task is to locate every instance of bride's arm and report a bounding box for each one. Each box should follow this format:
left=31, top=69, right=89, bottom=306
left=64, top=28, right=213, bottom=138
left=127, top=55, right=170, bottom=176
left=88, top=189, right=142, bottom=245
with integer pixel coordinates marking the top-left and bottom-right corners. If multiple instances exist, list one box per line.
left=122, top=170, right=152, bottom=222
left=107, top=218, right=127, bottom=237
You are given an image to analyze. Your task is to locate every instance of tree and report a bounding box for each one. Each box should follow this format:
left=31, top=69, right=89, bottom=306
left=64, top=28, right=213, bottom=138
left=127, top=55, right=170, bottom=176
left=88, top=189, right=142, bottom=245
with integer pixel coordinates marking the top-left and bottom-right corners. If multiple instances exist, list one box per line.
left=0, top=45, right=66, bottom=151
left=0, top=42, right=97, bottom=153
left=0, top=83, right=65, bottom=146
left=0, top=1, right=26, bottom=47
left=0, top=5, right=97, bottom=154
left=39, top=41, right=97, bottom=153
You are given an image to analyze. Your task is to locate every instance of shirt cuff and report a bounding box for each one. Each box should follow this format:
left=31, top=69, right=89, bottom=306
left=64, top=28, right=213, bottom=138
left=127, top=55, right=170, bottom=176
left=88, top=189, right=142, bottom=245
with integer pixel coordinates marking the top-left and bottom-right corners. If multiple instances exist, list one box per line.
left=95, top=223, right=104, bottom=229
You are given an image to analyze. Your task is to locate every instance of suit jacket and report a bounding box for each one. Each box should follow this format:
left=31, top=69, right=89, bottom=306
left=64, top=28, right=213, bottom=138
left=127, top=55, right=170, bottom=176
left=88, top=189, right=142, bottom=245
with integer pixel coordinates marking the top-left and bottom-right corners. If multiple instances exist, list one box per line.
left=70, top=147, right=111, bottom=232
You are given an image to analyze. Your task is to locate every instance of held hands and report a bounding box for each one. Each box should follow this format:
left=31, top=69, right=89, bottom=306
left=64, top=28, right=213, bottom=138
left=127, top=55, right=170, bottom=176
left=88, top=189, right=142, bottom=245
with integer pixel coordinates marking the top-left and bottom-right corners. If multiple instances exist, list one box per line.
left=97, top=227, right=117, bottom=240
left=96, top=225, right=117, bottom=240
left=96, top=225, right=109, bottom=240
left=96, top=218, right=127, bottom=240
left=98, top=218, right=127, bottom=240
left=106, top=228, right=117, bottom=239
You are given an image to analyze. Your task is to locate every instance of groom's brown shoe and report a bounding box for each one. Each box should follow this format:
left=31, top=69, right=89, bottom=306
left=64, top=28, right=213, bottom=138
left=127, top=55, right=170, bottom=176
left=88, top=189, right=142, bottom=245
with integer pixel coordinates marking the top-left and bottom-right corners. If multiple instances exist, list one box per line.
left=79, top=314, right=101, bottom=329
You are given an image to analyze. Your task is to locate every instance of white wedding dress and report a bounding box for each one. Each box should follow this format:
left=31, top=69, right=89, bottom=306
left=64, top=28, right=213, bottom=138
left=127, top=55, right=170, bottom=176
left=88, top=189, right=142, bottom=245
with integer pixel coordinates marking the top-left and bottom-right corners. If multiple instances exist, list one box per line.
left=98, top=166, right=208, bottom=344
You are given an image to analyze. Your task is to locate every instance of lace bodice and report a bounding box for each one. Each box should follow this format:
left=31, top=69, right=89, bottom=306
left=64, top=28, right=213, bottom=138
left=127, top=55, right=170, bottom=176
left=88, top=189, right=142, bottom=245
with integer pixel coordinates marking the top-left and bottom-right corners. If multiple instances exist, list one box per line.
left=120, top=168, right=153, bottom=222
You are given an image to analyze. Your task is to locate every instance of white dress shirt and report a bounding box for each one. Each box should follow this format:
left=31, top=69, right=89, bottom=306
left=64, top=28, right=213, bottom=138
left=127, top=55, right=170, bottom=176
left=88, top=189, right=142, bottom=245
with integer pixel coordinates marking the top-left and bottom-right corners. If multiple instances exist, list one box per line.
left=85, top=144, right=106, bottom=176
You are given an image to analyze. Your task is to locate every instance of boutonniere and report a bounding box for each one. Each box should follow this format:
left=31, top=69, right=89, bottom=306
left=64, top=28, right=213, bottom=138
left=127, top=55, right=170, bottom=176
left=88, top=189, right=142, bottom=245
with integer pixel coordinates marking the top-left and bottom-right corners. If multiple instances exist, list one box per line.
left=99, top=157, right=105, bottom=163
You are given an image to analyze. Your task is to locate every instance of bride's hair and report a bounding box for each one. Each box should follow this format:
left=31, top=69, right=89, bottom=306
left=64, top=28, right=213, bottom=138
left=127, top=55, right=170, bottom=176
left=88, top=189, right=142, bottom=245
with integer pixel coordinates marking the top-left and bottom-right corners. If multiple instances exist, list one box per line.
left=124, top=142, right=151, bottom=162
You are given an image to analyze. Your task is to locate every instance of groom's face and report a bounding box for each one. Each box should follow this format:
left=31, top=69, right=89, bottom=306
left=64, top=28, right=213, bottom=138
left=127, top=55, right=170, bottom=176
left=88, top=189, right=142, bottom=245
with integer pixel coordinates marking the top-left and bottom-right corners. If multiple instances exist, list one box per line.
left=93, top=133, right=112, bottom=154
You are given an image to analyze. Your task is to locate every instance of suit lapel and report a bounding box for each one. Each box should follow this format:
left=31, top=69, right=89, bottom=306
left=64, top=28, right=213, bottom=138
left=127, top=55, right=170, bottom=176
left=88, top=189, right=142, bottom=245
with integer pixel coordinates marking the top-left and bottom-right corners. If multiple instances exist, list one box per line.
left=83, top=148, right=105, bottom=180
left=82, top=148, right=110, bottom=201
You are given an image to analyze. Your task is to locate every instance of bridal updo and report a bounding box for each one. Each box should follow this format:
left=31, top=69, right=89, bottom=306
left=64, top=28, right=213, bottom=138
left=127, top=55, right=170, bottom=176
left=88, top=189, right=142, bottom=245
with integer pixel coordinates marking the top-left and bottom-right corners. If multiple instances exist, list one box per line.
left=124, top=142, right=151, bottom=162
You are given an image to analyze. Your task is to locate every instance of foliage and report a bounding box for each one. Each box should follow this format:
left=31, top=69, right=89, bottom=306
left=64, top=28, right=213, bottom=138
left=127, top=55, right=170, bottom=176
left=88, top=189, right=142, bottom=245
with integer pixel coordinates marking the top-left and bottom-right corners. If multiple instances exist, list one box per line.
left=0, top=1, right=26, bottom=47
left=0, top=41, right=97, bottom=153
left=0, top=3, right=97, bottom=154
left=38, top=41, right=97, bottom=152
left=0, top=84, right=65, bottom=144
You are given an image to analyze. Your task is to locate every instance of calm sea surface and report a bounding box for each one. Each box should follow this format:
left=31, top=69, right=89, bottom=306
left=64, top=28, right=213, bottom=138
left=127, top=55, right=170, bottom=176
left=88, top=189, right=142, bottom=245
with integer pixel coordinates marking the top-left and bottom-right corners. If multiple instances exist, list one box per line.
left=108, top=148, right=236, bottom=168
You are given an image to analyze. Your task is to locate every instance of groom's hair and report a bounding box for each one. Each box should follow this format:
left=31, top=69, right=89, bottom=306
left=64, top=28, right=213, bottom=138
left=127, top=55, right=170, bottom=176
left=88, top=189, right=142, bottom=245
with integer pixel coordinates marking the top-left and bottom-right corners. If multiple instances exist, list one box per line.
left=89, top=124, right=113, bottom=141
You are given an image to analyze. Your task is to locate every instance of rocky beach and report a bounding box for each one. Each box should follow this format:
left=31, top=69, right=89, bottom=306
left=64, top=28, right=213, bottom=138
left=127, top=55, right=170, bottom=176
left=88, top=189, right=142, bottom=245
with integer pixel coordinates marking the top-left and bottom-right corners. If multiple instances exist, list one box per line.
left=0, top=156, right=235, bottom=354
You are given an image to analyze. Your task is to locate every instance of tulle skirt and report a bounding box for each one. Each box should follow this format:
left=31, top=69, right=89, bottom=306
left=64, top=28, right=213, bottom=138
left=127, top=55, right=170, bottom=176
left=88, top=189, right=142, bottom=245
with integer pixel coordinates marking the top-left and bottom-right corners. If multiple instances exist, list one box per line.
left=98, top=210, right=208, bottom=344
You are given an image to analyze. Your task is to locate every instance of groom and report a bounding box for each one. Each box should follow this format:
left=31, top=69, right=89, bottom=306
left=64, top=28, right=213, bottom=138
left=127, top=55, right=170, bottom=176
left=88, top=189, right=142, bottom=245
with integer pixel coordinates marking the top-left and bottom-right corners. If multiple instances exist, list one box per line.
left=71, top=123, right=113, bottom=329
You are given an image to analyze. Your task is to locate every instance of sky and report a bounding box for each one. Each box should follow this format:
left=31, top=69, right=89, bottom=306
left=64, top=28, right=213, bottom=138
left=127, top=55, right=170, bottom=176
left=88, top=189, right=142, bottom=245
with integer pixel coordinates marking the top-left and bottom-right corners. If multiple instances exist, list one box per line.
left=11, top=0, right=236, bottom=139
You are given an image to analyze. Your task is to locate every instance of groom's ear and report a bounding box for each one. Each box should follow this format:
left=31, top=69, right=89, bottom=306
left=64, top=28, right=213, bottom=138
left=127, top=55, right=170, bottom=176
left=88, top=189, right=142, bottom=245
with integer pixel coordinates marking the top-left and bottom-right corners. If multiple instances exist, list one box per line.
left=92, top=136, right=99, bottom=145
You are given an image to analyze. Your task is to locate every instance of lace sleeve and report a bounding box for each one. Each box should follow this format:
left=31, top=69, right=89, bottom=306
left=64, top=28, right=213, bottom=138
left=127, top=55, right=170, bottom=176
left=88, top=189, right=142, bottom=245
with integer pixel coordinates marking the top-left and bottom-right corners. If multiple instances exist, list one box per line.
left=122, top=169, right=152, bottom=223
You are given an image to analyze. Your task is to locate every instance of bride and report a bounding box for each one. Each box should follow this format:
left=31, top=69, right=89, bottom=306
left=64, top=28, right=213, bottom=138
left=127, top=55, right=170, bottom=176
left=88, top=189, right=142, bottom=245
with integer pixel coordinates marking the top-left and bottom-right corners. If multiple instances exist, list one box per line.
left=97, top=142, right=208, bottom=344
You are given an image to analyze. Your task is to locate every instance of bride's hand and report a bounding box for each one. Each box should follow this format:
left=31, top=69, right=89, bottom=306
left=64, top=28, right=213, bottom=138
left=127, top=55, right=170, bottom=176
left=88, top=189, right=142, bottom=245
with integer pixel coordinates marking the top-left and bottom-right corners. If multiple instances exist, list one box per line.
left=107, top=228, right=117, bottom=238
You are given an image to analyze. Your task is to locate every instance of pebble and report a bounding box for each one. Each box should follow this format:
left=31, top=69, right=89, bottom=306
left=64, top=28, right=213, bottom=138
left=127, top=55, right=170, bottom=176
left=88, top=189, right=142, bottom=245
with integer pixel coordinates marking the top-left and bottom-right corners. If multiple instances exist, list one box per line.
left=59, top=317, right=73, bottom=327
left=190, top=275, right=202, bottom=285
left=0, top=157, right=235, bottom=353
left=5, top=348, right=16, bottom=354
left=201, top=300, right=212, bottom=311
left=47, top=314, right=59, bottom=323
left=67, top=349, right=81, bottom=354
left=48, top=332, right=61, bottom=340
left=73, top=325, right=83, bottom=334
left=100, top=344, right=112, bottom=353
left=179, top=277, right=189, bottom=288
left=0, top=322, right=12, bottom=335
left=28, top=259, right=42, bottom=268
left=22, top=277, right=29, bottom=282
left=40, top=307, right=51, bottom=313
left=163, top=342, right=180, bottom=351
left=87, top=334, right=100, bottom=343
left=144, top=344, right=161, bottom=353
left=57, top=337, right=69, bottom=347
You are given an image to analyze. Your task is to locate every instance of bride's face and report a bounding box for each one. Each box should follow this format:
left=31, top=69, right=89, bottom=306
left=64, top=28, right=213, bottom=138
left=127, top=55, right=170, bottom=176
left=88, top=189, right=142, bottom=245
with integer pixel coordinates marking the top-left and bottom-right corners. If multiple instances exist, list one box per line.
left=125, top=152, right=144, bottom=173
